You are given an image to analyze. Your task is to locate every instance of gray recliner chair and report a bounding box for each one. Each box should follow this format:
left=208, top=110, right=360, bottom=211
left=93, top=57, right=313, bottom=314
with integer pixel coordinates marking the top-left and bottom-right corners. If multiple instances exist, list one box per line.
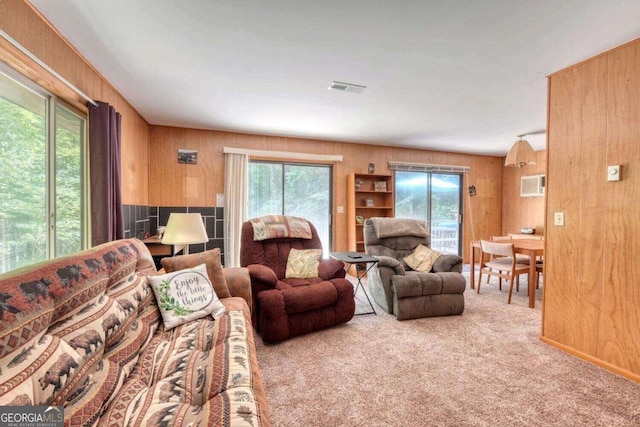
left=363, top=217, right=465, bottom=320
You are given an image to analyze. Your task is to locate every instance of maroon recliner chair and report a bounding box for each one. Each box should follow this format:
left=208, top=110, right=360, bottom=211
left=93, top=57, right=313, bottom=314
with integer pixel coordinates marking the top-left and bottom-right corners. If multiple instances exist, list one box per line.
left=240, top=217, right=355, bottom=343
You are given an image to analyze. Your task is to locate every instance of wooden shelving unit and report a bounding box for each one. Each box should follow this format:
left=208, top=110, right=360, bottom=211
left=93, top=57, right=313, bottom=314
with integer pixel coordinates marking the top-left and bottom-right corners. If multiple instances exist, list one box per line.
left=347, top=173, right=394, bottom=252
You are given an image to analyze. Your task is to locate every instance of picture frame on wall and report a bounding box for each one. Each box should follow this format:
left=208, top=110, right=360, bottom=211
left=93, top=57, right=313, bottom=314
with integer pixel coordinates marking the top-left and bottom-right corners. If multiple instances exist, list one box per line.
left=178, top=149, right=198, bottom=164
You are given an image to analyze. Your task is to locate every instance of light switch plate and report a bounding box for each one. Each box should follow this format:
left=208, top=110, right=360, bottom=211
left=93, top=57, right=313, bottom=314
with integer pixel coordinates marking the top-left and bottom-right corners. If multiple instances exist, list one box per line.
left=554, top=212, right=565, bottom=226
left=607, top=165, right=621, bottom=181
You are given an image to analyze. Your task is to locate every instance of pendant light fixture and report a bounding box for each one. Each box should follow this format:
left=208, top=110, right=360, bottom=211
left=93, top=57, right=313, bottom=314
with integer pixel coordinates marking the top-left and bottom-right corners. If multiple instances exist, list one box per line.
left=505, top=135, right=536, bottom=167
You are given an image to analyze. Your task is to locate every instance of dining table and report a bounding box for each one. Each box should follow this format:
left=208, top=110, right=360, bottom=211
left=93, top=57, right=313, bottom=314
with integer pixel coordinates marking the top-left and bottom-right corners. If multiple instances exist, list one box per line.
left=469, top=238, right=544, bottom=308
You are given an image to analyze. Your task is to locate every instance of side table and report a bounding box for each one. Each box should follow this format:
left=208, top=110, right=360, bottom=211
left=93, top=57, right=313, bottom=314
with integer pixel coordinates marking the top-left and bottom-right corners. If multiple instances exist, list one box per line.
left=329, top=251, right=378, bottom=315
left=142, top=236, right=184, bottom=269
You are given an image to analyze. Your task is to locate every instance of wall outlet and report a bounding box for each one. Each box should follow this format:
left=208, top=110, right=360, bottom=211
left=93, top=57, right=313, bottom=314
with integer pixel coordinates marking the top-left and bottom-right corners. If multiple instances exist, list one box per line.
left=554, top=212, right=565, bottom=226
left=337, top=206, right=344, bottom=213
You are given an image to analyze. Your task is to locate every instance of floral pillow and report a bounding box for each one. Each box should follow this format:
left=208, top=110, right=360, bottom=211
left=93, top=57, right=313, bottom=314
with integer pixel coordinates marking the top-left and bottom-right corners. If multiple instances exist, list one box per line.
left=285, top=248, right=322, bottom=279
left=404, top=244, right=442, bottom=272
left=148, top=263, right=226, bottom=330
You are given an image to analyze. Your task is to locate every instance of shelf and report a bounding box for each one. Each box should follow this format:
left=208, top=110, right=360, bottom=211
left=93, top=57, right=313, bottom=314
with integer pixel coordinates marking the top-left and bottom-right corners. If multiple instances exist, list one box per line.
left=355, top=190, right=393, bottom=194
left=348, top=173, right=394, bottom=251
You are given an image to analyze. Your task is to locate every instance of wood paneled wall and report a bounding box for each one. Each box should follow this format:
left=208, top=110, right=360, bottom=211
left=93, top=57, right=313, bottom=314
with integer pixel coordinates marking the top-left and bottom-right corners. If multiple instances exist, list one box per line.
left=501, top=150, right=546, bottom=235
left=149, top=126, right=504, bottom=260
left=0, top=0, right=150, bottom=205
left=544, top=38, right=640, bottom=382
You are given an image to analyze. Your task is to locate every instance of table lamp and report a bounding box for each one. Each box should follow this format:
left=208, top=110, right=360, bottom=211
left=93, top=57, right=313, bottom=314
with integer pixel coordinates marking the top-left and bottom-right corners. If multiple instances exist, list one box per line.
left=161, top=213, right=208, bottom=254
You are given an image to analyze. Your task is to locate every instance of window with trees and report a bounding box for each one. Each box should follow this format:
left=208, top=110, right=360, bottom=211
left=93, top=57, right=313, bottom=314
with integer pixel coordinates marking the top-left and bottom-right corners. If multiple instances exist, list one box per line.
left=248, top=161, right=332, bottom=254
left=0, top=67, right=87, bottom=274
left=395, top=171, right=462, bottom=255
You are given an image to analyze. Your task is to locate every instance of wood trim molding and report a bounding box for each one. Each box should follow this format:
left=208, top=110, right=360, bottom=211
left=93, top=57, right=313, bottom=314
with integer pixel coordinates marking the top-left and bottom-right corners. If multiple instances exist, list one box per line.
left=0, top=37, right=87, bottom=113
left=540, top=336, right=640, bottom=383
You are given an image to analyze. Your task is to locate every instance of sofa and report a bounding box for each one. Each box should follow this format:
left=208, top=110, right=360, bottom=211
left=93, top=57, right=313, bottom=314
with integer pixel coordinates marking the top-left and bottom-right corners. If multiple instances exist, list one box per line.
left=364, top=218, right=466, bottom=320
left=240, top=216, right=355, bottom=343
left=0, top=238, right=270, bottom=426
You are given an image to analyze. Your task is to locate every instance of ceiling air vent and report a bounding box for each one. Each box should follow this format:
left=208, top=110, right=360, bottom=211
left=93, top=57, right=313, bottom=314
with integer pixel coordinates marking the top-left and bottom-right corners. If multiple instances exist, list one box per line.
left=329, top=81, right=366, bottom=94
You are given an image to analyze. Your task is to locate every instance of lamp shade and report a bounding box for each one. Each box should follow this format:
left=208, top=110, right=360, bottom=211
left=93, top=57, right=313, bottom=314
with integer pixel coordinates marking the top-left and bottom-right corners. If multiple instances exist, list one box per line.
left=505, top=139, right=537, bottom=167
left=161, top=213, right=208, bottom=245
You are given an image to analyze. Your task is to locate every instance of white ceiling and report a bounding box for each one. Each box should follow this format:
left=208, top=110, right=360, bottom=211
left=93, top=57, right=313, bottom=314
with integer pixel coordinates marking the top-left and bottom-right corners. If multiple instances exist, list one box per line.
left=29, top=0, right=640, bottom=156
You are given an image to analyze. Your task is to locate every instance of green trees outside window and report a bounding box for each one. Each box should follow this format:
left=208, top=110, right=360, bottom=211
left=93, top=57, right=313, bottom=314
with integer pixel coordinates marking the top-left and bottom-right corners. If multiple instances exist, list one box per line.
left=395, top=171, right=462, bottom=255
left=248, top=161, right=332, bottom=254
left=55, top=105, right=85, bottom=257
left=0, top=69, right=86, bottom=274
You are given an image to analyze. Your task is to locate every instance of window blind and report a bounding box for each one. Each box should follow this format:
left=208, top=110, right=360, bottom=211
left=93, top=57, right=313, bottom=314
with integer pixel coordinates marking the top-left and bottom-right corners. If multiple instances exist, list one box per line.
left=388, top=161, right=470, bottom=173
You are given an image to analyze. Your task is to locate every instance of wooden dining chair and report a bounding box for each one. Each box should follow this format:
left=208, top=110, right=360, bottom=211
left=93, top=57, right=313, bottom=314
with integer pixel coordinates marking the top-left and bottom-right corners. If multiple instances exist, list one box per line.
left=515, top=235, right=544, bottom=288
left=535, top=260, right=544, bottom=287
left=486, top=236, right=512, bottom=289
left=486, top=236, right=529, bottom=291
left=509, top=233, right=544, bottom=262
left=478, top=240, right=530, bottom=304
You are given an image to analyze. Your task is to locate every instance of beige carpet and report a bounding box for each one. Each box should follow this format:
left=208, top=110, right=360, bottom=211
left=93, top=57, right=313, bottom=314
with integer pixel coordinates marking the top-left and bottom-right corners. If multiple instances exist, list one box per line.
left=255, top=272, right=640, bottom=426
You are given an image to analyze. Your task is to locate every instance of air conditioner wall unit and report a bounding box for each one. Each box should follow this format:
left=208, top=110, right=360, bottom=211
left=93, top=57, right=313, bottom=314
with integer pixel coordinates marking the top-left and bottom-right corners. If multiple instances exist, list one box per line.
left=521, top=174, right=545, bottom=197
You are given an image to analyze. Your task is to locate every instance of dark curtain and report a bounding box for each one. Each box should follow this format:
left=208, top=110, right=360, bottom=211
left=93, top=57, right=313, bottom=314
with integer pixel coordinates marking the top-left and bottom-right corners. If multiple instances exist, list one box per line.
left=88, top=101, right=124, bottom=246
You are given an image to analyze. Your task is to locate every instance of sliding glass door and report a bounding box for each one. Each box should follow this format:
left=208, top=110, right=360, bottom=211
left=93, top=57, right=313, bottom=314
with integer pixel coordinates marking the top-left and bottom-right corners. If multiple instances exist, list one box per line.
left=248, top=161, right=332, bottom=253
left=395, top=171, right=462, bottom=255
